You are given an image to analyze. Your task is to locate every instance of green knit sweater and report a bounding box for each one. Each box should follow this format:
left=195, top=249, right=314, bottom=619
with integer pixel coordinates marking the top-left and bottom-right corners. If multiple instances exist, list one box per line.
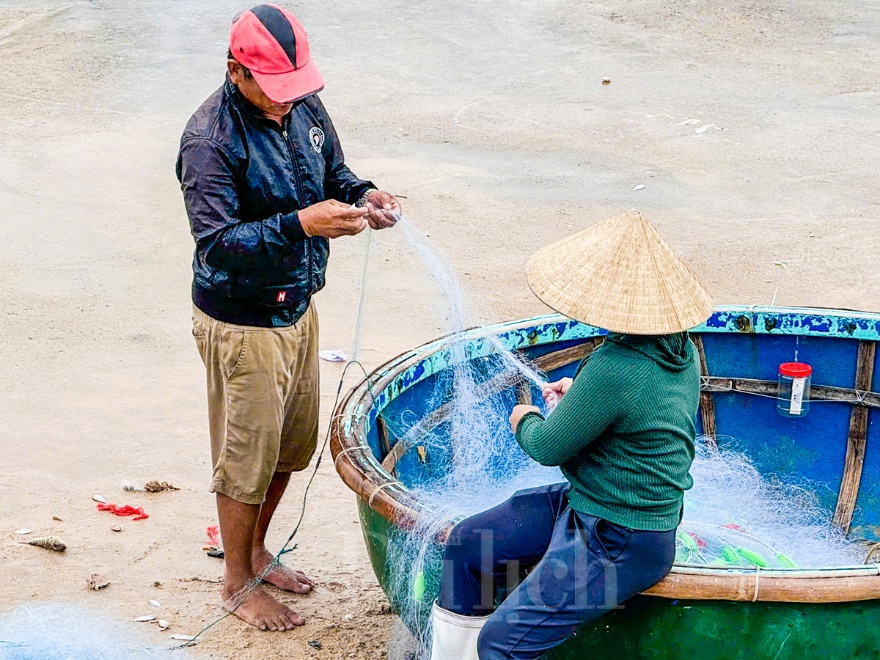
left=515, top=333, right=699, bottom=531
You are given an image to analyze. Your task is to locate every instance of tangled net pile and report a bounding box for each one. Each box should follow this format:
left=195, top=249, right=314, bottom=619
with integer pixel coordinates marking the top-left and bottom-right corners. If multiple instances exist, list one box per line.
left=0, top=603, right=176, bottom=660
left=384, top=219, right=561, bottom=657
left=678, top=439, right=864, bottom=569
left=381, top=218, right=868, bottom=657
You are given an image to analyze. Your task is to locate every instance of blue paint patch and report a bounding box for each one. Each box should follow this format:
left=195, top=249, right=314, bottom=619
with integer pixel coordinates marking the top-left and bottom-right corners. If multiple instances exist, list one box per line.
left=699, top=307, right=880, bottom=341
left=700, top=333, right=859, bottom=388
left=705, top=394, right=848, bottom=513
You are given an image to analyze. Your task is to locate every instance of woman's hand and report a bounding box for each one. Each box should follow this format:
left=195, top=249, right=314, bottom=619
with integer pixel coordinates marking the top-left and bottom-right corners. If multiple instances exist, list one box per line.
left=510, top=404, right=541, bottom=434
left=541, top=378, right=573, bottom=407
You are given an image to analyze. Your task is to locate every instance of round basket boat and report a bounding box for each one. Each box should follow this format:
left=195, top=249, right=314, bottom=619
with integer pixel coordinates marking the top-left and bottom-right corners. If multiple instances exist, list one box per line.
left=331, top=306, right=880, bottom=658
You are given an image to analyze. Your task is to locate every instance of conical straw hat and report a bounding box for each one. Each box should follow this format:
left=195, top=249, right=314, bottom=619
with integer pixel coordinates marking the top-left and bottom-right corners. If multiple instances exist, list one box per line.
left=526, top=210, right=714, bottom=334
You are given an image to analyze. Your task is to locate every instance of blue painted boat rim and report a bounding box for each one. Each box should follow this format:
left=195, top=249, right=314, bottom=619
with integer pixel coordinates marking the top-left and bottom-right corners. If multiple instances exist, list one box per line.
left=364, top=305, right=880, bottom=426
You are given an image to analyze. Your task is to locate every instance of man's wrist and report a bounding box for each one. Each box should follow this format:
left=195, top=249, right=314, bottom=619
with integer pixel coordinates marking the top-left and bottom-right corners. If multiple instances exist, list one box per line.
left=283, top=210, right=312, bottom=239
left=356, top=188, right=378, bottom=208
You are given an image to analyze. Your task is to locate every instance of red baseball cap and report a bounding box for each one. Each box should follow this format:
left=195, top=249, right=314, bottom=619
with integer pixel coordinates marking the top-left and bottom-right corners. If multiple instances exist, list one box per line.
left=229, top=4, right=324, bottom=104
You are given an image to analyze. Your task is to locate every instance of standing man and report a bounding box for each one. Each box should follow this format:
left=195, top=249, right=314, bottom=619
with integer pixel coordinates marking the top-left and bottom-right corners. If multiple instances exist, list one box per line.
left=177, top=4, right=400, bottom=632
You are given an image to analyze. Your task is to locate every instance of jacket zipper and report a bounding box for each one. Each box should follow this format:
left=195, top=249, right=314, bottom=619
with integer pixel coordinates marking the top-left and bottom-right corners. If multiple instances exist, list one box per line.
left=281, top=116, right=313, bottom=297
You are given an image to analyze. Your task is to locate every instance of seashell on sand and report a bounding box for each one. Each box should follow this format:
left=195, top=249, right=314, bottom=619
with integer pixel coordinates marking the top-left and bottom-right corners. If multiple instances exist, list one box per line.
left=87, top=574, right=110, bottom=590
left=24, top=536, right=66, bottom=552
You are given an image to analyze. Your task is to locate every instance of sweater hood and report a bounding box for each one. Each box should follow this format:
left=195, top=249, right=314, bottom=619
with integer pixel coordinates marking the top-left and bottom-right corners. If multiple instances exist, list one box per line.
left=605, top=332, right=694, bottom=372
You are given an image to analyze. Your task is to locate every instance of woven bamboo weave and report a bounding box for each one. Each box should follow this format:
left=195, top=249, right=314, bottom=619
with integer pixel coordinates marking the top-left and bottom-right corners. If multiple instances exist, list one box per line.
left=526, top=210, right=714, bottom=334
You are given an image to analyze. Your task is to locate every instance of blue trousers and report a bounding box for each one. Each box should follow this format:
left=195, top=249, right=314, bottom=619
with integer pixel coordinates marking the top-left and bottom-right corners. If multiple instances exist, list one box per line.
left=437, top=483, right=676, bottom=659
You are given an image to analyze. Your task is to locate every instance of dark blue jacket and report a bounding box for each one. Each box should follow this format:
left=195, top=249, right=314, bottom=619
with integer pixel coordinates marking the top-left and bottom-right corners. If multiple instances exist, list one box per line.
left=176, top=79, right=374, bottom=327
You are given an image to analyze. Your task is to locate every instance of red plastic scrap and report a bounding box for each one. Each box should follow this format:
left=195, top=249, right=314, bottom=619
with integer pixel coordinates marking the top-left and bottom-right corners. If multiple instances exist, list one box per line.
left=206, top=525, right=220, bottom=546
left=97, top=503, right=149, bottom=521
left=686, top=531, right=708, bottom=549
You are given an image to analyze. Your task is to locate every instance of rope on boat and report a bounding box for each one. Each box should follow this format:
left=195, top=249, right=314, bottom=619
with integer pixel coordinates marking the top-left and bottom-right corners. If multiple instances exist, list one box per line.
left=752, top=566, right=761, bottom=602
left=368, top=480, right=404, bottom=508
left=334, top=444, right=372, bottom=469
left=864, top=541, right=880, bottom=565
left=701, top=375, right=873, bottom=407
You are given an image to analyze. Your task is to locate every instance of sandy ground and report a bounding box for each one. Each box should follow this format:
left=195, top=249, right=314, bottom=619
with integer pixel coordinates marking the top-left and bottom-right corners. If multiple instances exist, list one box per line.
left=1, top=0, right=880, bottom=657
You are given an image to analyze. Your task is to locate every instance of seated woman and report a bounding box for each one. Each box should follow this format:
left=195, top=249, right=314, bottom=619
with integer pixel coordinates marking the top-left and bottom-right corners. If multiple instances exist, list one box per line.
left=431, top=210, right=715, bottom=660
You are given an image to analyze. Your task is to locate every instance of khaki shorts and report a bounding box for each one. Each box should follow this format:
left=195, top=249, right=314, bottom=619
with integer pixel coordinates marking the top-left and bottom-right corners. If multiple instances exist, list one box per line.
left=192, top=303, right=319, bottom=505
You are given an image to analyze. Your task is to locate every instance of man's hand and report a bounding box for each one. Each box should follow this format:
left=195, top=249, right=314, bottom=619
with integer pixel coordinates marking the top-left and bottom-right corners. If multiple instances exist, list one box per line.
left=364, top=190, right=401, bottom=230
left=510, top=404, right=541, bottom=435
left=541, top=378, right=573, bottom=407
left=299, top=200, right=368, bottom=238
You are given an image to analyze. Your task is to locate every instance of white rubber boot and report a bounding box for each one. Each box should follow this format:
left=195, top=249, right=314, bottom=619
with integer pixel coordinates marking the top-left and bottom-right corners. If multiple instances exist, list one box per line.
left=430, top=601, right=489, bottom=660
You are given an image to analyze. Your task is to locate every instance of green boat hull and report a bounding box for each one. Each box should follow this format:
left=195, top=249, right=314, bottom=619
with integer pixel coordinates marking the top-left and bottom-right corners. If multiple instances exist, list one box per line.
left=359, top=501, right=880, bottom=659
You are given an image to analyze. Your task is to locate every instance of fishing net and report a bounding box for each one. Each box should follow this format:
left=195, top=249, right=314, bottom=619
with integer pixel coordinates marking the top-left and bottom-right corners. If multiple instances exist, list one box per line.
left=678, top=438, right=864, bottom=569
left=383, top=218, right=561, bottom=655
left=0, top=603, right=178, bottom=660
left=377, top=218, right=868, bottom=656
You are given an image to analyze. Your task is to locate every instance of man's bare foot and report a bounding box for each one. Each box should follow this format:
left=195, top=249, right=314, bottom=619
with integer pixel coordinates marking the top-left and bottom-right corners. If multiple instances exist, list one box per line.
left=221, top=583, right=304, bottom=631
left=253, top=548, right=314, bottom=594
